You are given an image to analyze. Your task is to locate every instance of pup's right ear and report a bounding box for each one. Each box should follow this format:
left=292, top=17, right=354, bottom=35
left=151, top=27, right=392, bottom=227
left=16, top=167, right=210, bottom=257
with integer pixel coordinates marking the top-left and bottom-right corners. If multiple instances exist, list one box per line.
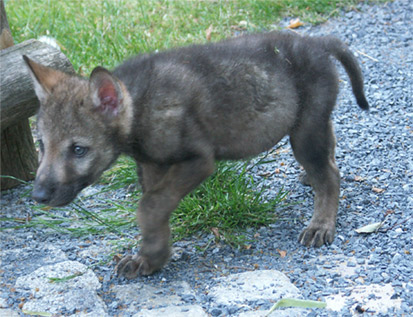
left=23, top=55, right=66, bottom=103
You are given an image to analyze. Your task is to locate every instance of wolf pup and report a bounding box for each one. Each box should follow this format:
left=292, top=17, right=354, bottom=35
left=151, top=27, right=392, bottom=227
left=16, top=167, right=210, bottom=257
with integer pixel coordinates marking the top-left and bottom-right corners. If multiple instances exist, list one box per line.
left=24, top=31, right=368, bottom=279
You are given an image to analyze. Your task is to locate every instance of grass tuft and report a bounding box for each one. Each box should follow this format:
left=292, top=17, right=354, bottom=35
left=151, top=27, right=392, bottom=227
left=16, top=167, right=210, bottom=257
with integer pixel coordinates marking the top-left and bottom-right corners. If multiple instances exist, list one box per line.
left=172, top=160, right=288, bottom=245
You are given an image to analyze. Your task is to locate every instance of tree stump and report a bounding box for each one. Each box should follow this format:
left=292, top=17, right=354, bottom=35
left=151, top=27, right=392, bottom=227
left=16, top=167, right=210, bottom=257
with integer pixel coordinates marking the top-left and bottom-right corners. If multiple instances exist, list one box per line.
left=0, top=0, right=74, bottom=190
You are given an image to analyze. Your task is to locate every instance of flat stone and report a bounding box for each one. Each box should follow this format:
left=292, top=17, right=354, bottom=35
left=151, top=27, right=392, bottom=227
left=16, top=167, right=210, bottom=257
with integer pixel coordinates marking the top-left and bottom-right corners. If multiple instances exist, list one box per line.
left=20, top=289, right=107, bottom=316
left=132, top=304, right=208, bottom=317
left=0, top=309, right=20, bottom=317
left=15, top=260, right=106, bottom=316
left=209, top=270, right=302, bottom=306
left=113, top=281, right=195, bottom=312
left=325, top=283, right=402, bottom=313
left=15, top=260, right=100, bottom=295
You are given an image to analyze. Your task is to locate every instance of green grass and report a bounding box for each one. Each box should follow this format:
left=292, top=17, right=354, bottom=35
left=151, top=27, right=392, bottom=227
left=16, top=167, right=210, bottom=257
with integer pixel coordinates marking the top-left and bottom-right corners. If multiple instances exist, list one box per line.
left=7, top=0, right=380, bottom=73
left=4, top=0, right=382, bottom=248
left=172, top=160, right=288, bottom=246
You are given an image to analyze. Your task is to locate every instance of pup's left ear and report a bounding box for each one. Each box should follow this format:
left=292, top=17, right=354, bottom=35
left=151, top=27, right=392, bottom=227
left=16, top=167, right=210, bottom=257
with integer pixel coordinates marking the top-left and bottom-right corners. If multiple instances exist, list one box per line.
left=89, top=66, right=123, bottom=118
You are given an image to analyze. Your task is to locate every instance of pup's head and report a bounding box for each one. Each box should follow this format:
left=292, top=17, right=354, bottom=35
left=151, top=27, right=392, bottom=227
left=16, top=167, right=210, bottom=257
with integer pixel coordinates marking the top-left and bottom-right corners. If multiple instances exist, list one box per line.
left=23, top=56, right=133, bottom=206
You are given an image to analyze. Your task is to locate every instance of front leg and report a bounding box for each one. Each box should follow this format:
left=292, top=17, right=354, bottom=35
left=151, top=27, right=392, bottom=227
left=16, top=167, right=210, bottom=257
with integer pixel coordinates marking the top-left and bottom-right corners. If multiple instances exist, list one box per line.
left=116, top=157, right=215, bottom=278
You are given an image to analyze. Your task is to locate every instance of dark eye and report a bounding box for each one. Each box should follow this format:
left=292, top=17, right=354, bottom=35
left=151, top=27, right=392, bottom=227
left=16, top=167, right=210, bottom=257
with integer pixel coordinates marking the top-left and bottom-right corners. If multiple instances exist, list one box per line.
left=72, top=145, right=88, bottom=157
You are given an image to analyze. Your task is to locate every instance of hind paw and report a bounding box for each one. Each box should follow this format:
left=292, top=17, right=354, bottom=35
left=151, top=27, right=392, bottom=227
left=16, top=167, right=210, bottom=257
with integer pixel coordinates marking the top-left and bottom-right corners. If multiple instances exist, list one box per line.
left=299, top=222, right=335, bottom=247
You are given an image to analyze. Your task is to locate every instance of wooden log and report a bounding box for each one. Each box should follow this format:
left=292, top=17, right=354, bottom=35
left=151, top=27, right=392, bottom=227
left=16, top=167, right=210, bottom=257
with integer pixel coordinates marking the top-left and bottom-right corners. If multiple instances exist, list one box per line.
left=0, top=0, right=35, bottom=190
left=0, top=0, right=13, bottom=49
left=1, top=120, right=38, bottom=188
left=0, top=0, right=74, bottom=190
left=0, top=39, right=75, bottom=129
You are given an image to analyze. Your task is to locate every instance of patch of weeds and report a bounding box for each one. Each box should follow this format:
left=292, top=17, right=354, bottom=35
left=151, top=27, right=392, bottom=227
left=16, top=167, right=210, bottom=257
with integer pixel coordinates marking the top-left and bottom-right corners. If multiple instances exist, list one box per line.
left=171, top=160, right=288, bottom=247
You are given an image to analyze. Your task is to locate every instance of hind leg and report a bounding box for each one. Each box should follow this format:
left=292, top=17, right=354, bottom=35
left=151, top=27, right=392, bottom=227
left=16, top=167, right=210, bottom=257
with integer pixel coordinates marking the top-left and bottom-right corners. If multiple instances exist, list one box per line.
left=299, top=140, right=336, bottom=187
left=291, top=120, right=340, bottom=247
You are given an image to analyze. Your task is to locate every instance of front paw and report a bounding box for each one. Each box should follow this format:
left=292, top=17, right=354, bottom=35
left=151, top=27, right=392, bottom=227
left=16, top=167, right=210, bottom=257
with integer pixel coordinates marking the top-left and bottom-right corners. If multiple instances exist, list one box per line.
left=298, top=222, right=335, bottom=247
left=115, top=254, right=157, bottom=278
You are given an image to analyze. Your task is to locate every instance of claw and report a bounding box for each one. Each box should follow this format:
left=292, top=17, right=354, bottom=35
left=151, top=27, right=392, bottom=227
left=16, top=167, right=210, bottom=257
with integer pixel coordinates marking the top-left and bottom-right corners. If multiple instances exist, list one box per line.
left=115, top=254, right=158, bottom=279
left=299, top=222, right=335, bottom=247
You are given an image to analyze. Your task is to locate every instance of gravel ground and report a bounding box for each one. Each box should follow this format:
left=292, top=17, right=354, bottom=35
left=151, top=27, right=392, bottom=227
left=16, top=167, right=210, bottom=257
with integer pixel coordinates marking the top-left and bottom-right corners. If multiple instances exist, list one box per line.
left=1, top=0, right=412, bottom=316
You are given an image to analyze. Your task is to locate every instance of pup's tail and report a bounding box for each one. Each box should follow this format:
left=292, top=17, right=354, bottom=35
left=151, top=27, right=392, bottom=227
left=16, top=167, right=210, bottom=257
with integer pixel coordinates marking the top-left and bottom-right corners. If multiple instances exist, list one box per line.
left=322, top=36, right=369, bottom=110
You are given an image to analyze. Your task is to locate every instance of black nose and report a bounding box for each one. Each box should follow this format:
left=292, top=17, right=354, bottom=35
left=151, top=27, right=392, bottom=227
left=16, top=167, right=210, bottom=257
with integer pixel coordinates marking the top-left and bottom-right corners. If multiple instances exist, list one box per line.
left=32, top=186, right=52, bottom=204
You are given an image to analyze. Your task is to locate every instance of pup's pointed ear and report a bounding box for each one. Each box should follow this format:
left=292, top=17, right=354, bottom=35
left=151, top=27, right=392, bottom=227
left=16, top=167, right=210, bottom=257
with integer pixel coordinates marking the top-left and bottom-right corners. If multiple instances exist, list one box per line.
left=23, top=55, right=66, bottom=103
left=89, top=66, right=123, bottom=118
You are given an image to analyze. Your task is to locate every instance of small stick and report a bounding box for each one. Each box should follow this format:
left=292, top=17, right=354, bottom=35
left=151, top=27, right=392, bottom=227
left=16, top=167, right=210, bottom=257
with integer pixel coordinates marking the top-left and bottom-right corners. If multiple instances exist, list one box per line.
left=355, top=49, right=379, bottom=62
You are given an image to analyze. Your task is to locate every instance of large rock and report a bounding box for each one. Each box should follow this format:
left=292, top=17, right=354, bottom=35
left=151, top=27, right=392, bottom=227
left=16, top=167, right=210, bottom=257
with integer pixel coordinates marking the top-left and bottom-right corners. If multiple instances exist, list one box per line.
left=113, top=281, right=206, bottom=316
left=209, top=270, right=302, bottom=305
left=209, top=270, right=307, bottom=316
left=15, top=260, right=107, bottom=316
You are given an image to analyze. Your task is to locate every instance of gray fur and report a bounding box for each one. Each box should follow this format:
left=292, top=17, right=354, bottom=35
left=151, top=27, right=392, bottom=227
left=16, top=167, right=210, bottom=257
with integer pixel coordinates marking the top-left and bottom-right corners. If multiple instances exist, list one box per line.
left=24, top=31, right=369, bottom=279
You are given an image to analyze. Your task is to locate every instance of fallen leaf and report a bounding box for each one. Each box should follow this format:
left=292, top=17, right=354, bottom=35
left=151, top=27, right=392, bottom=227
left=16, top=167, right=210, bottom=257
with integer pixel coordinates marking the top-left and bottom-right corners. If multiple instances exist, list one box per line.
left=354, top=175, right=365, bottom=182
left=206, top=24, right=213, bottom=41
left=355, top=221, right=383, bottom=234
left=277, top=249, right=287, bottom=258
left=287, top=18, right=304, bottom=29
left=372, top=186, right=385, bottom=193
left=211, top=227, right=220, bottom=239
